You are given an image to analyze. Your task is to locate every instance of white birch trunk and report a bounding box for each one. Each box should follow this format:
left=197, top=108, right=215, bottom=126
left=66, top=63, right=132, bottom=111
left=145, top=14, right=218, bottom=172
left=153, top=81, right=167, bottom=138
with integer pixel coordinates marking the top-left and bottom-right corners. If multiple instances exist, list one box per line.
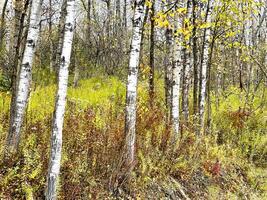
left=125, top=0, right=145, bottom=166
left=171, top=2, right=185, bottom=141
left=55, top=0, right=67, bottom=71
left=46, top=0, right=75, bottom=199
left=199, top=0, right=214, bottom=134
left=6, top=0, right=42, bottom=152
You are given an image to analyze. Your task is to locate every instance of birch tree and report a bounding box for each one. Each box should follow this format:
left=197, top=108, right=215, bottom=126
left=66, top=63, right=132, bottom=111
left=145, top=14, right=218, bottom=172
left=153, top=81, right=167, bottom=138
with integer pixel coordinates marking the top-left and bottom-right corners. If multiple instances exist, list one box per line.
left=149, top=0, right=155, bottom=102
left=124, top=0, right=145, bottom=166
left=123, top=0, right=127, bottom=28
left=164, top=0, right=173, bottom=123
left=182, top=0, right=193, bottom=122
left=46, top=0, right=76, bottom=199
left=7, top=0, right=30, bottom=150
left=48, top=0, right=54, bottom=72
left=171, top=2, right=185, bottom=141
left=6, top=0, right=42, bottom=153
left=199, top=0, right=214, bottom=134
left=192, top=0, right=198, bottom=121
left=164, top=26, right=173, bottom=122
left=0, top=0, right=9, bottom=48
left=55, top=0, right=67, bottom=70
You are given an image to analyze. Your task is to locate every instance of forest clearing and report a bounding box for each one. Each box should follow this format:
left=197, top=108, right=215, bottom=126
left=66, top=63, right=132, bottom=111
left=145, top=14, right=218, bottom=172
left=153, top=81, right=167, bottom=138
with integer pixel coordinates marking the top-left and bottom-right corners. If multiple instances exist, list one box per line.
left=0, top=0, right=266, bottom=199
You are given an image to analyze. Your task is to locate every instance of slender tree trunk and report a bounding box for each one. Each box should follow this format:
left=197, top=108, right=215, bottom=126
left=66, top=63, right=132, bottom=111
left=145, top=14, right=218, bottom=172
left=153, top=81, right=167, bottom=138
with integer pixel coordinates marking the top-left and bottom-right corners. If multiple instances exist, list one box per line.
left=86, top=0, right=91, bottom=61
left=124, top=0, right=145, bottom=166
left=106, top=0, right=112, bottom=37
left=149, top=0, right=155, bottom=103
left=123, top=0, right=127, bottom=28
left=6, top=0, right=42, bottom=153
left=236, top=48, right=244, bottom=91
left=0, top=0, right=9, bottom=48
left=46, top=0, right=76, bottom=199
left=3, top=0, right=13, bottom=52
left=139, top=5, right=148, bottom=65
left=55, top=0, right=67, bottom=71
left=182, top=0, right=193, bottom=122
left=164, top=26, right=173, bottom=122
left=206, top=32, right=215, bottom=132
left=244, top=16, right=253, bottom=106
left=116, top=0, right=121, bottom=31
left=265, top=20, right=267, bottom=66
left=87, top=0, right=91, bottom=40
left=1, top=0, right=13, bottom=77
left=171, top=2, right=184, bottom=141
left=215, top=69, right=220, bottom=111
left=73, top=30, right=79, bottom=87
left=199, top=0, right=214, bottom=135
left=7, top=0, right=30, bottom=153
left=19, top=0, right=31, bottom=68
left=115, top=0, right=123, bottom=51
left=7, top=2, right=22, bottom=153
left=73, top=63, right=79, bottom=87
left=49, top=0, right=54, bottom=72
left=192, top=0, right=198, bottom=120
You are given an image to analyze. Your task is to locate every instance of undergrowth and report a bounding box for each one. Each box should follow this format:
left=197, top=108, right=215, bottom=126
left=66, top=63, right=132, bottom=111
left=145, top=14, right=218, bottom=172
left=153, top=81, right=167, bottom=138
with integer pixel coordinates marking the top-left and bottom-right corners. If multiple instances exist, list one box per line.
left=0, top=76, right=266, bottom=199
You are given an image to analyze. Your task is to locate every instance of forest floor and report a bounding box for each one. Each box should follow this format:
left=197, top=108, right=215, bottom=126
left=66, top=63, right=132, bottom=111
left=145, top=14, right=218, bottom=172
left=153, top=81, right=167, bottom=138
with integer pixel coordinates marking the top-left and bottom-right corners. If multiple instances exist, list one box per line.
left=0, top=76, right=266, bottom=199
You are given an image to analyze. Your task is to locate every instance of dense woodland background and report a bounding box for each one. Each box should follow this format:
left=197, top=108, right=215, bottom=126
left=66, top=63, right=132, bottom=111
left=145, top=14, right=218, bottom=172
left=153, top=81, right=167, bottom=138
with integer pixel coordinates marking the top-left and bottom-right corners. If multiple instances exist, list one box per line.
left=0, top=0, right=266, bottom=199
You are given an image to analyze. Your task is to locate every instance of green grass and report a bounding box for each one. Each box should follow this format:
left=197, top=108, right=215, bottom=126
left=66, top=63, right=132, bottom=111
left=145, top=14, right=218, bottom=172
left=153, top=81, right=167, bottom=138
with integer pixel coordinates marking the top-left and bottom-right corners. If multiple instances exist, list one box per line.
left=0, top=76, right=126, bottom=122
left=0, top=74, right=166, bottom=122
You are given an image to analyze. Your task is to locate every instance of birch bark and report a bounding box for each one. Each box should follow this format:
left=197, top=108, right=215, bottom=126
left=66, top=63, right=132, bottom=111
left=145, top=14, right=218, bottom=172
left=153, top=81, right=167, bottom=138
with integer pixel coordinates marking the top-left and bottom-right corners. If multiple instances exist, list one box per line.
left=7, top=0, right=30, bottom=154
left=46, top=0, right=75, bottom=199
left=171, top=2, right=185, bottom=141
left=6, top=0, right=42, bottom=152
left=55, top=0, right=67, bottom=71
left=125, top=0, right=145, bottom=166
left=199, top=0, right=214, bottom=134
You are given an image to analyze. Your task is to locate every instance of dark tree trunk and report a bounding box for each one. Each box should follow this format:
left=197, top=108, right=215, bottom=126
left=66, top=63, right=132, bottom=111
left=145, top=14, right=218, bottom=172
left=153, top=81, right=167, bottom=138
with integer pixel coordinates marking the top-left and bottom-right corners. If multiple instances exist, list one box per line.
left=192, top=0, right=198, bottom=119
left=149, top=0, right=155, bottom=103
left=123, top=0, right=127, bottom=28
left=0, top=0, right=8, bottom=48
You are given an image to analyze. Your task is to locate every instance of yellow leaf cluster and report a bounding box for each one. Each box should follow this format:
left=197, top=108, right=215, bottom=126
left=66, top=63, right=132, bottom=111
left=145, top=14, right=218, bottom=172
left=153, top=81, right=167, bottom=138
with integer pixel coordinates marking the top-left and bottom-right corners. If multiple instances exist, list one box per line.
left=155, top=11, right=170, bottom=28
left=145, top=0, right=153, bottom=9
